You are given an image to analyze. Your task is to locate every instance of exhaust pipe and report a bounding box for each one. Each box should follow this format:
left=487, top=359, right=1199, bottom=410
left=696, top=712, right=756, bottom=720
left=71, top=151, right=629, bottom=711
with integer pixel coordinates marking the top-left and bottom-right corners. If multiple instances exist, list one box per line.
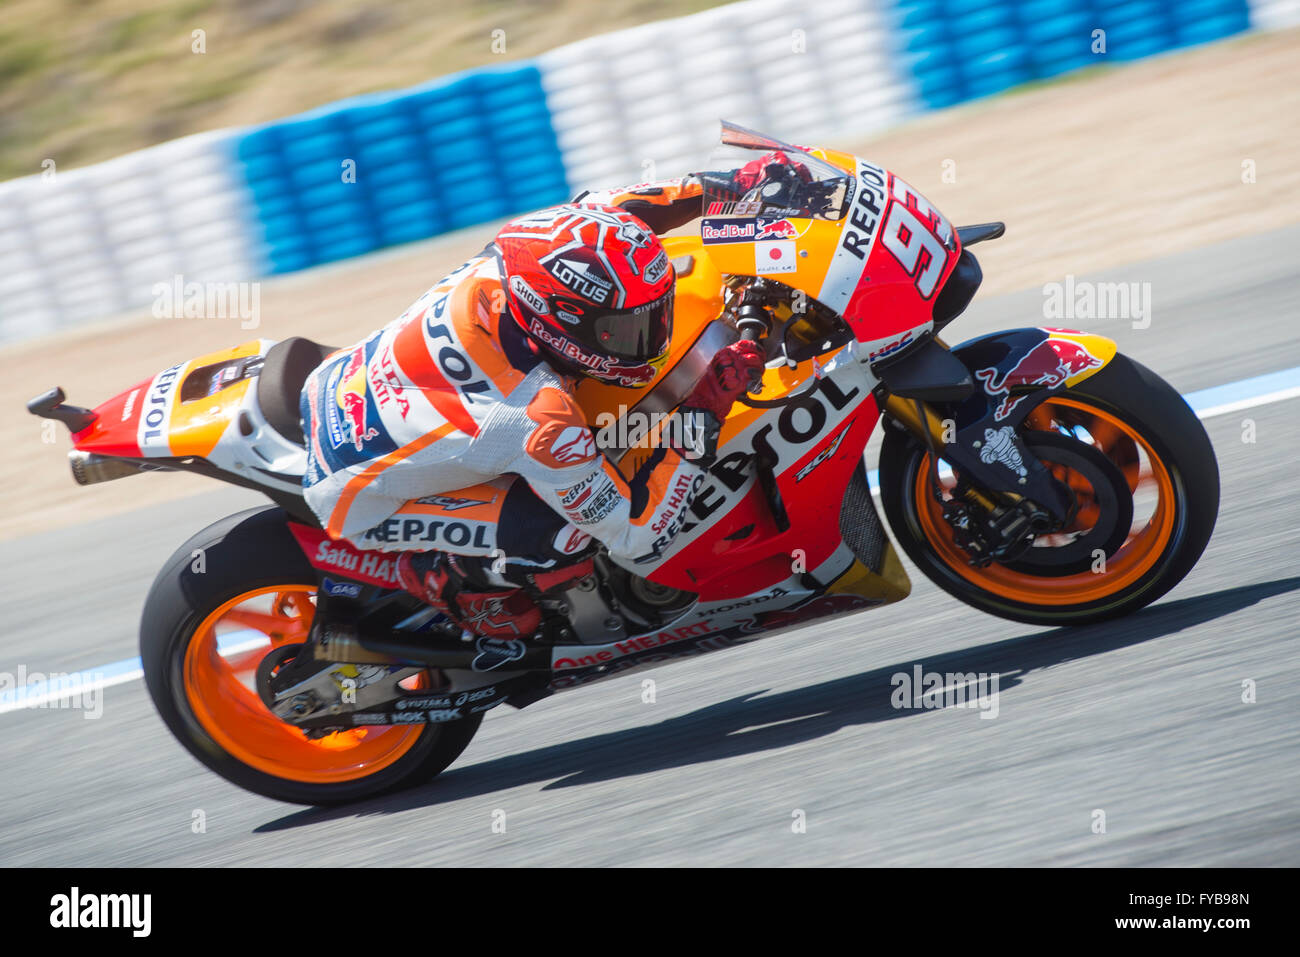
left=68, top=451, right=148, bottom=486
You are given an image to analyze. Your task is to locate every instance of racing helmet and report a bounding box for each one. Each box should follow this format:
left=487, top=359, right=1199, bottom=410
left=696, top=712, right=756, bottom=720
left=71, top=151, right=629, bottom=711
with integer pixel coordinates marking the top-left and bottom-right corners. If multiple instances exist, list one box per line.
left=495, top=204, right=674, bottom=388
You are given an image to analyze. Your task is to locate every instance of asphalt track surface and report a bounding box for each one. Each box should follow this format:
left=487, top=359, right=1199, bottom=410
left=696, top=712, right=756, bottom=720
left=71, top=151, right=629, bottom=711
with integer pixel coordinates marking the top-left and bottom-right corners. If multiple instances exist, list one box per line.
left=1, top=225, right=1297, bottom=866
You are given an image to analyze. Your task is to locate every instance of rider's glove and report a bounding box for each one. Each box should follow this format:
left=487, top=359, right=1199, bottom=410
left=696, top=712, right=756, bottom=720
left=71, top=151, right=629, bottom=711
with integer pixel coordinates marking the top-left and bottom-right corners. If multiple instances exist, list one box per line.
left=732, top=151, right=813, bottom=193
left=682, top=339, right=765, bottom=422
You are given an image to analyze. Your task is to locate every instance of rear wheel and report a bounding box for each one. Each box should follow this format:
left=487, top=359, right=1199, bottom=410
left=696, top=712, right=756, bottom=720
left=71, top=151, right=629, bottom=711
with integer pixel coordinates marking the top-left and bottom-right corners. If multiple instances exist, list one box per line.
left=141, top=507, right=482, bottom=805
left=878, top=354, right=1219, bottom=625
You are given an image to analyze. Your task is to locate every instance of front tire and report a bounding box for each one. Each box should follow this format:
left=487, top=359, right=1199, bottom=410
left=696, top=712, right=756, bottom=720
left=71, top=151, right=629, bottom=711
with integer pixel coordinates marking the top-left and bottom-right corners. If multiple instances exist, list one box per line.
left=878, top=354, right=1219, bottom=626
left=140, top=506, right=482, bottom=805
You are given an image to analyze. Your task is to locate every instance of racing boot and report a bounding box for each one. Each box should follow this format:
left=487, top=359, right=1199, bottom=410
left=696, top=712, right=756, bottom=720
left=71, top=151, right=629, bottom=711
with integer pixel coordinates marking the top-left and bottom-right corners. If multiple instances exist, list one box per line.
left=394, top=550, right=595, bottom=640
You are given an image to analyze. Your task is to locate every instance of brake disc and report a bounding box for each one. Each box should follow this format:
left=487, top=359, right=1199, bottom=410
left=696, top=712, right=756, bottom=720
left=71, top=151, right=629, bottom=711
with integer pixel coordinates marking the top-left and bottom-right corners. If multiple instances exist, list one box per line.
left=998, top=430, right=1134, bottom=576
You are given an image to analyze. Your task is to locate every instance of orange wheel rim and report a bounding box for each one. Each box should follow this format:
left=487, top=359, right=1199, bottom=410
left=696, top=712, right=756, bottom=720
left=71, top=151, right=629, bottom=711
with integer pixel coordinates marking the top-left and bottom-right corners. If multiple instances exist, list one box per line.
left=182, top=585, right=425, bottom=784
left=915, top=399, right=1178, bottom=606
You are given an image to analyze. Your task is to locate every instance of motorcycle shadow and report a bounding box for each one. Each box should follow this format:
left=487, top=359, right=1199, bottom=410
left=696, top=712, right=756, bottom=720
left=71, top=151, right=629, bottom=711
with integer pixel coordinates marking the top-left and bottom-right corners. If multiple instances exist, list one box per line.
left=257, top=575, right=1299, bottom=830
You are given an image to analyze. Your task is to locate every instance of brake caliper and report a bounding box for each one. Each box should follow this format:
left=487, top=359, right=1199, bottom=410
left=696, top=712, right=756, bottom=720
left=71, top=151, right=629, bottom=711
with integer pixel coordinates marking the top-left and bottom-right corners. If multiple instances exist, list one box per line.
left=937, top=479, right=1061, bottom=567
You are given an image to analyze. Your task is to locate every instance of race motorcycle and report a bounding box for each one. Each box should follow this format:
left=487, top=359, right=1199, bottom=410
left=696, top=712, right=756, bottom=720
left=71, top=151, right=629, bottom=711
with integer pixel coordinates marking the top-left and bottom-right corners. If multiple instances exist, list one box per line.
left=28, top=123, right=1218, bottom=805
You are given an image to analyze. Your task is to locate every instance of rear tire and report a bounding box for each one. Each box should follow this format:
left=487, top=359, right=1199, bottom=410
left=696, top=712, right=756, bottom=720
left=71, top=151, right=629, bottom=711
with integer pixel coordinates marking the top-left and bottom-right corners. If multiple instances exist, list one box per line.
left=140, top=506, right=482, bottom=805
left=878, top=354, right=1219, bottom=626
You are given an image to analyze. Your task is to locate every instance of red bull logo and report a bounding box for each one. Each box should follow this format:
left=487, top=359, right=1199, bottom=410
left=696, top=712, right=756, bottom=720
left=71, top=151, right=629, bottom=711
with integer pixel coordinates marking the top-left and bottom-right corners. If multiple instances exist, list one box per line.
left=975, top=337, right=1104, bottom=420
left=334, top=348, right=379, bottom=450
left=756, top=218, right=800, bottom=240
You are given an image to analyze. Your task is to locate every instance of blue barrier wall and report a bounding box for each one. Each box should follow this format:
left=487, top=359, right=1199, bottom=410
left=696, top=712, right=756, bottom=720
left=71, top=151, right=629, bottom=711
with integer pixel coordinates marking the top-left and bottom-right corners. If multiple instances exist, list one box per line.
left=233, top=64, right=570, bottom=274
left=4, top=0, right=1293, bottom=338
left=232, top=0, right=1256, bottom=278
left=891, top=0, right=1252, bottom=109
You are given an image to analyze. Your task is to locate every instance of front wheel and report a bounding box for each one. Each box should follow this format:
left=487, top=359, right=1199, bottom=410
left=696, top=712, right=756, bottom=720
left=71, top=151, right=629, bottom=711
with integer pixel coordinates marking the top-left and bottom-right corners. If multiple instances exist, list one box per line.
left=878, top=353, right=1219, bottom=626
left=140, top=506, right=482, bottom=805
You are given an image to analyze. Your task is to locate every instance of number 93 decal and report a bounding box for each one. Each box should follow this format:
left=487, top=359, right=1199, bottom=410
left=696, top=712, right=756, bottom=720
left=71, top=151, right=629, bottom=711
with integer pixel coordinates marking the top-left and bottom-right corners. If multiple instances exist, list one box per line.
left=882, top=179, right=953, bottom=299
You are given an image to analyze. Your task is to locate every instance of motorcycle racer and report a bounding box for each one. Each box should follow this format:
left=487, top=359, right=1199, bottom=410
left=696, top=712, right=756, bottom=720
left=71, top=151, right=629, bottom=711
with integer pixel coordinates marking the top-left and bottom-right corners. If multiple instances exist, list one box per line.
left=296, top=167, right=792, bottom=638
left=35, top=120, right=1223, bottom=807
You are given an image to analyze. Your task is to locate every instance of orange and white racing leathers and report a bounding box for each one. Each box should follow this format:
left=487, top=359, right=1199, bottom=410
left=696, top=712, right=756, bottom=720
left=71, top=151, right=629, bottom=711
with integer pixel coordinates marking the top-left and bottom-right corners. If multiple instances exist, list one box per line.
left=299, top=180, right=713, bottom=574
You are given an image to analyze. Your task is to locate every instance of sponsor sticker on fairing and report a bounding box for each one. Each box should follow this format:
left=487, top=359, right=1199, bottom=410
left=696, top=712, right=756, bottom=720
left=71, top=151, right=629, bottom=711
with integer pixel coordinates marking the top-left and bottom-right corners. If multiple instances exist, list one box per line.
left=395, top=687, right=497, bottom=711
left=865, top=330, right=917, bottom=362
left=755, top=240, right=797, bottom=274
left=472, top=637, right=528, bottom=671
left=700, top=586, right=796, bottom=616
left=289, top=525, right=404, bottom=587
left=633, top=472, right=705, bottom=564
left=818, top=159, right=889, bottom=312
left=121, top=388, right=140, bottom=422
left=705, top=200, right=763, bottom=216
left=795, top=424, right=850, bottom=482
left=552, top=619, right=717, bottom=670
left=137, top=362, right=186, bottom=453
left=979, top=425, right=1028, bottom=476
left=396, top=695, right=454, bottom=710
left=974, top=336, right=1104, bottom=420
left=701, top=218, right=758, bottom=243
left=321, top=577, right=363, bottom=598
left=755, top=218, right=803, bottom=240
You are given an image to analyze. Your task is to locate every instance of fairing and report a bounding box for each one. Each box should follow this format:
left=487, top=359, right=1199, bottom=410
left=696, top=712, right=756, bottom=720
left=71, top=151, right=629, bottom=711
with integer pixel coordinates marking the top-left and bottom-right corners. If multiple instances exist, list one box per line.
left=70, top=338, right=307, bottom=495
left=695, top=122, right=962, bottom=359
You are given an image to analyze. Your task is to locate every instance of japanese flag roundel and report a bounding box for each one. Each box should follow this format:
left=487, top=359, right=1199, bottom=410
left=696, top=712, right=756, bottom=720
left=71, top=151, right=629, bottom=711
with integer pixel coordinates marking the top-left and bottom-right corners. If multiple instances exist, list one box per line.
left=755, top=240, right=797, bottom=274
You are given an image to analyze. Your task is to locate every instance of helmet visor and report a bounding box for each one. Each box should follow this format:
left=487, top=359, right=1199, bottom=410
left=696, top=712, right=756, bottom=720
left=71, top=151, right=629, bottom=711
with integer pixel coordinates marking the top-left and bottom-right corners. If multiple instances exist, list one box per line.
left=588, top=287, right=673, bottom=361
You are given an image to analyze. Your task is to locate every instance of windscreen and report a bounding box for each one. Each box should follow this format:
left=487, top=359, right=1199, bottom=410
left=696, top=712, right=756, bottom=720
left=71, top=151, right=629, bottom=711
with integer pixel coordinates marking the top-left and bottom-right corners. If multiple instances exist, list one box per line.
left=695, top=121, right=855, bottom=223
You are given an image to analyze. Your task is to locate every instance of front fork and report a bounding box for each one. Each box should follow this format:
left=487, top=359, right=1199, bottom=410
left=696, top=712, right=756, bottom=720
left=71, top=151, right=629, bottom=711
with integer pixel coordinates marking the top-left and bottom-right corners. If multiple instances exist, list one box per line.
left=880, top=385, right=1070, bottom=506
left=881, top=392, right=1070, bottom=563
left=874, top=328, right=1118, bottom=530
